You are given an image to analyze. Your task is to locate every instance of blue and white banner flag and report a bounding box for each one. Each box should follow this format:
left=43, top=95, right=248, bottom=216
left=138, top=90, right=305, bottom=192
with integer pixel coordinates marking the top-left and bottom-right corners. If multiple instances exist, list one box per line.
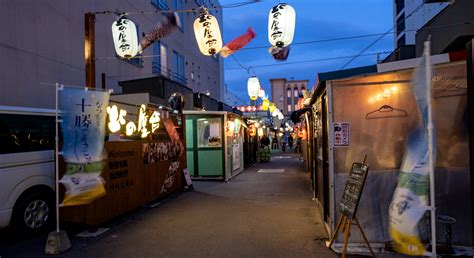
left=388, top=44, right=435, bottom=256
left=59, top=87, right=110, bottom=206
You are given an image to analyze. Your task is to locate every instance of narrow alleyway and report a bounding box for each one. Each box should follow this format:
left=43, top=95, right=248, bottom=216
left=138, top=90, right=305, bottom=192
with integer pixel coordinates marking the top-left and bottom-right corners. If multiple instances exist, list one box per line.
left=1, top=152, right=336, bottom=258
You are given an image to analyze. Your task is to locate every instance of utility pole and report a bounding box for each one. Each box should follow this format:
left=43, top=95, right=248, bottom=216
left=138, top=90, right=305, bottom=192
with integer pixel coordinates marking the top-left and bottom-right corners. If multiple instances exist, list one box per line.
left=467, top=40, right=474, bottom=247
left=85, top=12, right=96, bottom=88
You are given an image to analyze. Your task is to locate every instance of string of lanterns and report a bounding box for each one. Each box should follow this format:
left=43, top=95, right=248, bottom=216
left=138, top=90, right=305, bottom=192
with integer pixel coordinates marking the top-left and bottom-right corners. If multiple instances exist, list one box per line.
left=111, top=3, right=296, bottom=118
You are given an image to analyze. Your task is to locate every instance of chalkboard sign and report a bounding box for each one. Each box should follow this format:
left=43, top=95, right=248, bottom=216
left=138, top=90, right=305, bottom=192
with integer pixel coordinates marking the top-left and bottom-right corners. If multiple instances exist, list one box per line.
left=339, top=162, right=369, bottom=219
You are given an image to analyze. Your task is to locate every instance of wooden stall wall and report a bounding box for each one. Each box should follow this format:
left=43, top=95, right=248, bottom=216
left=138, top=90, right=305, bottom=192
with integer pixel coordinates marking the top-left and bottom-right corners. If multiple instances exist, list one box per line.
left=61, top=117, right=186, bottom=226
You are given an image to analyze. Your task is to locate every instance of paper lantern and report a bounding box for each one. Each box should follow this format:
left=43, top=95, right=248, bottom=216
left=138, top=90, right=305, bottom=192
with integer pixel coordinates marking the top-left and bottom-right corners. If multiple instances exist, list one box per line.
left=271, top=109, right=278, bottom=117
left=262, top=99, right=270, bottom=111
left=297, top=98, right=304, bottom=110
left=258, top=88, right=265, bottom=99
left=112, top=17, right=139, bottom=59
left=247, top=76, right=260, bottom=101
left=194, top=9, right=223, bottom=56
left=257, top=128, right=264, bottom=137
left=234, top=119, right=241, bottom=133
left=268, top=3, right=296, bottom=48
left=278, top=112, right=284, bottom=120
left=298, top=129, right=306, bottom=138
left=249, top=124, right=257, bottom=137
left=226, top=120, right=235, bottom=137
left=269, top=102, right=277, bottom=113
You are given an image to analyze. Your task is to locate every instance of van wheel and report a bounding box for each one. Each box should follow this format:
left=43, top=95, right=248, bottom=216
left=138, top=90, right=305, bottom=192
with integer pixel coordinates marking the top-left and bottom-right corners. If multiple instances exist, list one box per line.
left=12, top=191, right=54, bottom=233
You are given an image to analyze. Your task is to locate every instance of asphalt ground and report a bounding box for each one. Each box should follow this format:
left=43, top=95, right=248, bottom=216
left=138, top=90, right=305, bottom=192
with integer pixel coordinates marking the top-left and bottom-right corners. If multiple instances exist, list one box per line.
left=0, top=152, right=404, bottom=257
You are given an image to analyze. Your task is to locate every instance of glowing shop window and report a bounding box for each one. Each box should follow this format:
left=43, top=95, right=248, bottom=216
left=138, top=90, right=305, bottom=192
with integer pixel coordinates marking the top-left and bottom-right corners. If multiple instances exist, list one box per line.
left=197, top=118, right=222, bottom=148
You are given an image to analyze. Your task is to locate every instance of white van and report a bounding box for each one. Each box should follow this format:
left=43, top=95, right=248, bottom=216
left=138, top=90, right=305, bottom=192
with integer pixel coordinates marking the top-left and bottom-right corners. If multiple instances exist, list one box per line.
left=0, top=105, right=56, bottom=232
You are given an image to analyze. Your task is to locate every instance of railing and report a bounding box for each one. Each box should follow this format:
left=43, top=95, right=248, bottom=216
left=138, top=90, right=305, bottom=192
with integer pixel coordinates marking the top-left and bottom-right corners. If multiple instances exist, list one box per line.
left=152, top=62, right=187, bottom=86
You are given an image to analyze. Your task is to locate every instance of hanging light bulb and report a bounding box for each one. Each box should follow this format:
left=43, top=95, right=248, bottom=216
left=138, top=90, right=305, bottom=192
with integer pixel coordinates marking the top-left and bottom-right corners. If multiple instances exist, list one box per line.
left=112, top=16, right=139, bottom=59
left=194, top=8, right=223, bottom=56
left=268, top=3, right=296, bottom=48
left=247, top=76, right=260, bottom=101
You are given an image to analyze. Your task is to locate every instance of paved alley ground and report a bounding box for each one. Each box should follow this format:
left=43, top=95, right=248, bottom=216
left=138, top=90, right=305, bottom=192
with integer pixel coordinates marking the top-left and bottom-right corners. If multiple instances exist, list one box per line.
left=0, top=153, right=336, bottom=257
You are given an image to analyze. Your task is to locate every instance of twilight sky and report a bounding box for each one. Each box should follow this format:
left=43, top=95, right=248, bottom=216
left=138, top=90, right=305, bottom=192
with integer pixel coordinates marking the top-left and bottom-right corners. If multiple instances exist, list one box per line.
left=221, top=0, right=394, bottom=105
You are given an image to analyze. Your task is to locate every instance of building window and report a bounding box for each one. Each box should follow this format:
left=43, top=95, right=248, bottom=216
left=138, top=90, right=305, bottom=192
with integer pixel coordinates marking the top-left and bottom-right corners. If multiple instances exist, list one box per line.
left=396, top=12, right=405, bottom=34
left=397, top=34, right=406, bottom=47
left=301, top=87, right=306, bottom=96
left=293, top=88, right=299, bottom=111
left=395, top=0, right=404, bottom=15
left=171, top=0, right=184, bottom=30
left=173, top=51, right=186, bottom=85
left=287, top=88, right=292, bottom=112
left=152, top=41, right=169, bottom=77
left=151, top=0, right=168, bottom=10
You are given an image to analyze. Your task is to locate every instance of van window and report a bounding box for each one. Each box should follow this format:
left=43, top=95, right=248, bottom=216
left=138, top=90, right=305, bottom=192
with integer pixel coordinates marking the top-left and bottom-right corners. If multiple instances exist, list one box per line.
left=0, top=114, right=55, bottom=154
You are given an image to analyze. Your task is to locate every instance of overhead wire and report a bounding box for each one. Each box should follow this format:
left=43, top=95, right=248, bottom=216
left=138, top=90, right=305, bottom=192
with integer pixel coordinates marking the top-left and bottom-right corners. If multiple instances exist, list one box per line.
left=93, top=0, right=259, bottom=16
left=339, top=2, right=426, bottom=69
left=225, top=51, right=393, bottom=70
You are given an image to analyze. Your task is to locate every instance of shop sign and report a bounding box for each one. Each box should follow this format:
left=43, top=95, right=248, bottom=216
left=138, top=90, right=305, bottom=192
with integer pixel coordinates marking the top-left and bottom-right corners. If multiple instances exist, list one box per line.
left=333, top=122, right=350, bottom=147
left=107, top=104, right=161, bottom=138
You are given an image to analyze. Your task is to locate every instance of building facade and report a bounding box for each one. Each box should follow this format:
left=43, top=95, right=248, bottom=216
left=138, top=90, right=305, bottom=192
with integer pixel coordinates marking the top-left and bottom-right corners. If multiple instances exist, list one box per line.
left=393, top=0, right=449, bottom=48
left=0, top=0, right=224, bottom=109
left=270, top=78, right=308, bottom=119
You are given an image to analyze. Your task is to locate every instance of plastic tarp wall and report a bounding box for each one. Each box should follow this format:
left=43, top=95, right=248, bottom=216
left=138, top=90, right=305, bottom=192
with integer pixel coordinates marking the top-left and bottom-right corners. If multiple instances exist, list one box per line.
left=330, top=61, right=471, bottom=245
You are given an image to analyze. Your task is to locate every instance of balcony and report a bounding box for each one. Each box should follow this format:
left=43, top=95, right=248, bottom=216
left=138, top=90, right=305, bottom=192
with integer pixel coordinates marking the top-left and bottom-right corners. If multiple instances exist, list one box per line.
left=152, top=61, right=187, bottom=86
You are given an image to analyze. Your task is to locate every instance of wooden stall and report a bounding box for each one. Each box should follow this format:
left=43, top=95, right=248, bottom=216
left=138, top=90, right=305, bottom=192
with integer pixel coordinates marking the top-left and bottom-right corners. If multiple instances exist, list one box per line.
left=308, top=58, right=471, bottom=247
left=184, top=111, right=245, bottom=181
left=61, top=104, right=186, bottom=226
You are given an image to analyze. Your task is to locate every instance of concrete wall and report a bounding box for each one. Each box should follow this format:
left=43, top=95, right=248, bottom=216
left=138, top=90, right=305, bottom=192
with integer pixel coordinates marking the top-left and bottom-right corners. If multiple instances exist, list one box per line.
left=394, top=0, right=449, bottom=47
left=0, top=0, right=223, bottom=109
left=416, top=0, right=474, bottom=56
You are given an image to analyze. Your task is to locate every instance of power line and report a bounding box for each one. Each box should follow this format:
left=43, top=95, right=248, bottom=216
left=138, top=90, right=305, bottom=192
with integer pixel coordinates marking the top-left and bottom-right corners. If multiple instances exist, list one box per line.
left=339, top=2, right=425, bottom=70
left=225, top=51, right=392, bottom=70
left=238, top=22, right=473, bottom=51
left=94, top=0, right=259, bottom=16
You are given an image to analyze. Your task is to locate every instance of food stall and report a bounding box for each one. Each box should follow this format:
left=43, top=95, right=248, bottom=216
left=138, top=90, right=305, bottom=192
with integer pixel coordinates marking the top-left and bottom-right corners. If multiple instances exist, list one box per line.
left=309, top=59, right=471, bottom=247
left=61, top=101, right=186, bottom=225
left=184, top=111, right=244, bottom=181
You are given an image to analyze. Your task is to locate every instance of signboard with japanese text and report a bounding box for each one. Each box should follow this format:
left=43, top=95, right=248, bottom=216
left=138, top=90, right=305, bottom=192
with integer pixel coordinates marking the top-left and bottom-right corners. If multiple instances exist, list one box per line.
left=333, top=122, right=350, bottom=147
left=59, top=87, right=110, bottom=206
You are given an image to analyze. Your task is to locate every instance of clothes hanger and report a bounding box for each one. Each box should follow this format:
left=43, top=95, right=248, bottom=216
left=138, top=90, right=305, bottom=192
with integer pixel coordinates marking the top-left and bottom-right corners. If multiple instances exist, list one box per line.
left=365, top=104, right=408, bottom=119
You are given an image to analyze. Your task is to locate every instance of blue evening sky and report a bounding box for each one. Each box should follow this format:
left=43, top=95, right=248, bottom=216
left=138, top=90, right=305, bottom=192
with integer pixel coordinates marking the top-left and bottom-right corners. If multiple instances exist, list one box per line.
left=221, top=0, right=394, bottom=105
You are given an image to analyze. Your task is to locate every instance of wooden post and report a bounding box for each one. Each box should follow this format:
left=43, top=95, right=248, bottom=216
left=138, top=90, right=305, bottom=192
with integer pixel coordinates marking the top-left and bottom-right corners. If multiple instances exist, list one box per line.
left=101, top=73, right=106, bottom=90
left=85, top=12, right=96, bottom=88
left=466, top=39, right=474, bottom=246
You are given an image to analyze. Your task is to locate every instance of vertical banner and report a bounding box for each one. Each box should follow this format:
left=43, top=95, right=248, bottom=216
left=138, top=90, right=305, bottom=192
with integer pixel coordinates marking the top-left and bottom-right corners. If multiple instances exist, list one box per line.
left=59, top=87, right=110, bottom=206
left=388, top=42, right=435, bottom=256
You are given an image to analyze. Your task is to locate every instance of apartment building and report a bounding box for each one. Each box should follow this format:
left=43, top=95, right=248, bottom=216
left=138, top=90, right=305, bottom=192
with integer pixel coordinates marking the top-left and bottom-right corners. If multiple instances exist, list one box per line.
left=0, top=0, right=224, bottom=109
left=393, top=0, right=449, bottom=48
left=270, top=78, right=308, bottom=119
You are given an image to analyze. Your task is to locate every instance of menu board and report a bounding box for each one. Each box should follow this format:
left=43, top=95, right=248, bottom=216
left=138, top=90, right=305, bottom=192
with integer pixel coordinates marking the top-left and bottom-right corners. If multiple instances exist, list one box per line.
left=338, top=162, right=369, bottom=219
